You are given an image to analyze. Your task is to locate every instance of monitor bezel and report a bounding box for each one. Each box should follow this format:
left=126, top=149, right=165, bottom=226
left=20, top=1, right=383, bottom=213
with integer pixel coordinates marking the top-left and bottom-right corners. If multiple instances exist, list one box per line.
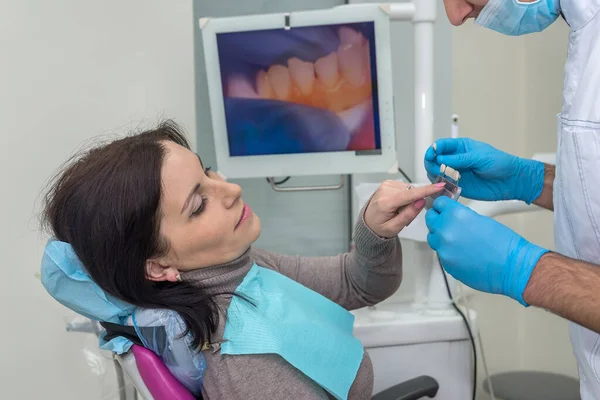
left=200, top=5, right=396, bottom=178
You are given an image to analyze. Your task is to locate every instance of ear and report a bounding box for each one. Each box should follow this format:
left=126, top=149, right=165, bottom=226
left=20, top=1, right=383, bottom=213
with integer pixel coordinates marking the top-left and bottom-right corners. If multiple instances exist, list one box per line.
left=145, top=259, right=180, bottom=282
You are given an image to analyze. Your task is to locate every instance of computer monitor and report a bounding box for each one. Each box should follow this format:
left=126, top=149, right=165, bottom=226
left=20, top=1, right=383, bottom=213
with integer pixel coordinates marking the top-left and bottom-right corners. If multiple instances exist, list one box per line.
left=200, top=5, right=396, bottom=178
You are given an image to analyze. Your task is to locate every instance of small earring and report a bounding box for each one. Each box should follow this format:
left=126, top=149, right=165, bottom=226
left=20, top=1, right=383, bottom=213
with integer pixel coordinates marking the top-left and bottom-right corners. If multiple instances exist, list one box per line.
left=176, top=274, right=182, bottom=282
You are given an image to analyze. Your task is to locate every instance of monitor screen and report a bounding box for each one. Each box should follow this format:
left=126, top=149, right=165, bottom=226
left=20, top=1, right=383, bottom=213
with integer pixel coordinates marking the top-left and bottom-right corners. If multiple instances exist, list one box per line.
left=214, top=22, right=381, bottom=158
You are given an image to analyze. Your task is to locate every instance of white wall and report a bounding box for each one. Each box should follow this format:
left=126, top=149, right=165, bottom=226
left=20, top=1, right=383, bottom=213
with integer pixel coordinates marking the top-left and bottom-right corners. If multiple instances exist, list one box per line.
left=451, top=17, right=577, bottom=398
left=0, top=1, right=196, bottom=398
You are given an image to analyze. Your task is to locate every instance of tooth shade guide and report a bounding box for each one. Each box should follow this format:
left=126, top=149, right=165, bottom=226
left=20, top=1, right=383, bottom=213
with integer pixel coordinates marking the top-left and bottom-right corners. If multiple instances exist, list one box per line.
left=440, top=164, right=461, bottom=182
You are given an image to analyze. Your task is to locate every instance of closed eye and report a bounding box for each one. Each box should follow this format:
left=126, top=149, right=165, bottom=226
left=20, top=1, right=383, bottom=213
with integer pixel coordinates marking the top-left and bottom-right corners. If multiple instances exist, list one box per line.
left=191, top=195, right=208, bottom=218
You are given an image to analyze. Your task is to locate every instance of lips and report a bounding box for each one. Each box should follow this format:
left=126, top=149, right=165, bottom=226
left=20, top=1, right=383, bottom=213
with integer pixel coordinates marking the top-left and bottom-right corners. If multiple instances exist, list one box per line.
left=235, top=204, right=251, bottom=230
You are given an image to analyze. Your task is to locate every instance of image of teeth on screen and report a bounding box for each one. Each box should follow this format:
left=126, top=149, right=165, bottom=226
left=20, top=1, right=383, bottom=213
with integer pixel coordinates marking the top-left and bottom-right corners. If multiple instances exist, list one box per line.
left=215, top=22, right=381, bottom=157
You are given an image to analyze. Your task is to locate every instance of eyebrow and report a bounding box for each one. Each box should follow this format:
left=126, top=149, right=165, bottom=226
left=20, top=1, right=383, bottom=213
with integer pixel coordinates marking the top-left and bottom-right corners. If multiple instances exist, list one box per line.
left=181, top=183, right=201, bottom=215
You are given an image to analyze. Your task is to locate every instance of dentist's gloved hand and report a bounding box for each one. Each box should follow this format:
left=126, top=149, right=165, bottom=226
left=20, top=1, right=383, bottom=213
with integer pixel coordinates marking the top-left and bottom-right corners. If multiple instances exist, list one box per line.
left=424, top=138, right=545, bottom=204
left=425, top=196, right=549, bottom=305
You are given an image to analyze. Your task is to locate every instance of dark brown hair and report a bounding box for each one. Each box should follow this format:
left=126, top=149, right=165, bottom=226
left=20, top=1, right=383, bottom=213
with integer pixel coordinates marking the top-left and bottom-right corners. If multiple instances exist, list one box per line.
left=42, top=120, right=217, bottom=349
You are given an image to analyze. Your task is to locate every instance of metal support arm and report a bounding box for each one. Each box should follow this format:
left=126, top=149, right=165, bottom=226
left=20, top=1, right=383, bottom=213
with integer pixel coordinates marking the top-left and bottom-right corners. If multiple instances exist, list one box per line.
left=267, top=175, right=345, bottom=192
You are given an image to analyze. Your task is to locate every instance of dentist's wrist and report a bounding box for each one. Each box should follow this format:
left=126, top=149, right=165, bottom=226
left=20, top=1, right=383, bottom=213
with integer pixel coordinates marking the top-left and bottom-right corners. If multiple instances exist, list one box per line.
left=532, top=163, right=555, bottom=211
left=514, top=159, right=545, bottom=204
left=507, top=239, right=550, bottom=306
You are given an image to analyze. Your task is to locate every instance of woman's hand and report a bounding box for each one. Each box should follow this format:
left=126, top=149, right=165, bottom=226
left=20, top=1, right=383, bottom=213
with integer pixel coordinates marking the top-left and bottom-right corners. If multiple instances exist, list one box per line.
left=364, top=180, right=446, bottom=238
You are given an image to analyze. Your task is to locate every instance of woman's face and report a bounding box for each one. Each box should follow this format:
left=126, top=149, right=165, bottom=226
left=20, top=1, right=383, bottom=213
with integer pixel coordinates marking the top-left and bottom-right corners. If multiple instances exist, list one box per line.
left=147, top=140, right=261, bottom=279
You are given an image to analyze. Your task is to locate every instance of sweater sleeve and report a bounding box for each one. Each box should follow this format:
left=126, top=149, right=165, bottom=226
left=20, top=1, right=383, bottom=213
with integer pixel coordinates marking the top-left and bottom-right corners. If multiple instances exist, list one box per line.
left=251, top=204, right=403, bottom=310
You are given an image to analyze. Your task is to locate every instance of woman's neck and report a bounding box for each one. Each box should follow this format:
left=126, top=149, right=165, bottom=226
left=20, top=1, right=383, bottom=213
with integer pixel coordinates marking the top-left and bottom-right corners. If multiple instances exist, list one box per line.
left=180, top=247, right=253, bottom=294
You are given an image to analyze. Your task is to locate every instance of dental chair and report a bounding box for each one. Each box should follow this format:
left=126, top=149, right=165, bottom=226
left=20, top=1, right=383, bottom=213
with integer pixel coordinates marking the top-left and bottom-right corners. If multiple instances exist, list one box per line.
left=100, top=322, right=440, bottom=400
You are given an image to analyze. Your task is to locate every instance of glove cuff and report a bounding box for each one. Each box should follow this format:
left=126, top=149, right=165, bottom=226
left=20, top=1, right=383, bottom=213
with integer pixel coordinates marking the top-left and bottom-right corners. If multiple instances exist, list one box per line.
left=515, top=159, right=545, bottom=204
left=507, top=239, right=550, bottom=306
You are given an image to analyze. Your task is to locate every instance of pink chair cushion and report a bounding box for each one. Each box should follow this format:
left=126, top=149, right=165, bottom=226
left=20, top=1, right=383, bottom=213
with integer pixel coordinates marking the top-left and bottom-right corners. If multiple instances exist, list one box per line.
left=132, top=344, right=196, bottom=400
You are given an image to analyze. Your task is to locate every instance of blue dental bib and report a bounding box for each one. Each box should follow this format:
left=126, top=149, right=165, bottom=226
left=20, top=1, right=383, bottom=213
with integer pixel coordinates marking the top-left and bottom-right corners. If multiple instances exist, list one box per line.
left=221, top=263, right=364, bottom=400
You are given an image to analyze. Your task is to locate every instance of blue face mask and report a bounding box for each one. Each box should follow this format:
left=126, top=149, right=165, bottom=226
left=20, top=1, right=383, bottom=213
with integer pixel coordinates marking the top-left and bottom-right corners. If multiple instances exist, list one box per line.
left=475, top=0, right=561, bottom=36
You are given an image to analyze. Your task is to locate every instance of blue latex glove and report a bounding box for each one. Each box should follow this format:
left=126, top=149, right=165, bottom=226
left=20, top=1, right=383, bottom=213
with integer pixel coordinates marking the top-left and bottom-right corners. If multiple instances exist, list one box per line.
left=423, top=138, right=545, bottom=204
left=425, top=196, right=549, bottom=305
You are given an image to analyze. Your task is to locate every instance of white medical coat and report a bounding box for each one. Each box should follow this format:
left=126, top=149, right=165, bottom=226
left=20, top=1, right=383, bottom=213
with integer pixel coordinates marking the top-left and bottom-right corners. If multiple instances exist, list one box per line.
left=554, top=1, right=600, bottom=398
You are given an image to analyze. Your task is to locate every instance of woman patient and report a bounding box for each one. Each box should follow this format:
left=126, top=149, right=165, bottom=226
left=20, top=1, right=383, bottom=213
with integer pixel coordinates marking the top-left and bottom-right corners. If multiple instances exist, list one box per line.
left=42, top=120, right=444, bottom=399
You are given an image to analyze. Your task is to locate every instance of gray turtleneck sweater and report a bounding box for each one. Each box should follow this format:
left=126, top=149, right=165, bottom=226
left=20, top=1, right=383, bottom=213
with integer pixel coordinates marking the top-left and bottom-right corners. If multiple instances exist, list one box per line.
left=181, top=208, right=403, bottom=400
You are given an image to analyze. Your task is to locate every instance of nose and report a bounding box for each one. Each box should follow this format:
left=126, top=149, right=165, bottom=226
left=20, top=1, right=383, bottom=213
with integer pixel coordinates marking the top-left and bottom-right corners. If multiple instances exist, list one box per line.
left=443, top=0, right=475, bottom=26
left=220, top=181, right=242, bottom=209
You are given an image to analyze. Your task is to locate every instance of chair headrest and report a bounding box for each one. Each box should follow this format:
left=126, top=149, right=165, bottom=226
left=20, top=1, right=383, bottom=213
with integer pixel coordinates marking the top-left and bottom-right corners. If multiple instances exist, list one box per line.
left=40, top=239, right=207, bottom=396
left=40, top=239, right=137, bottom=353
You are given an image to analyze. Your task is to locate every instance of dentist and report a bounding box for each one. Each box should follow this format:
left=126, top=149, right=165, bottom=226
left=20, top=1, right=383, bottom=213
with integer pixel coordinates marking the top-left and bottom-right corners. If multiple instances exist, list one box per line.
left=425, top=0, right=600, bottom=397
